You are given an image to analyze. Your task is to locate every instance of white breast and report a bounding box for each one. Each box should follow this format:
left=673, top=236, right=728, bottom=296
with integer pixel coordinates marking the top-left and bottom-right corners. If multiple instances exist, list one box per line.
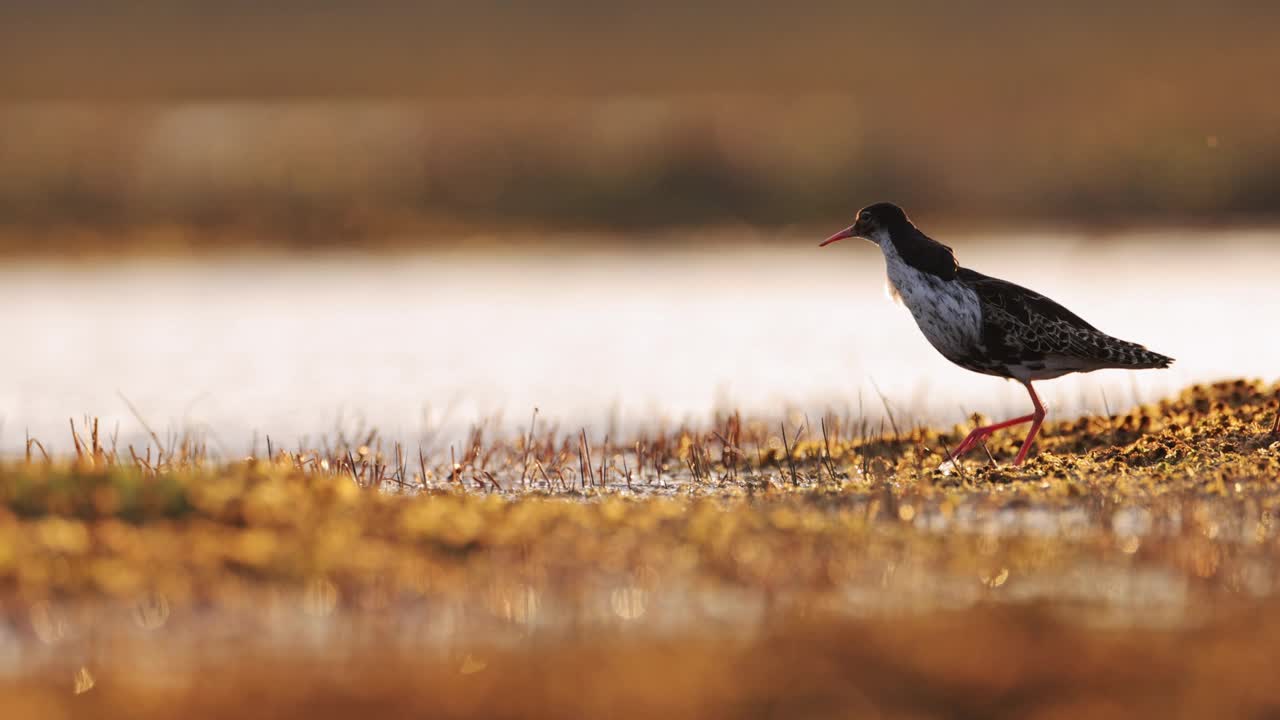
left=879, top=239, right=984, bottom=362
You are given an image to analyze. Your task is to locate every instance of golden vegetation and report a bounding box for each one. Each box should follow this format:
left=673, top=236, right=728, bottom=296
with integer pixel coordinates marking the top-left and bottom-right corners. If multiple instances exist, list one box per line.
left=1, top=380, right=1278, bottom=716
left=2, top=380, right=1277, bottom=603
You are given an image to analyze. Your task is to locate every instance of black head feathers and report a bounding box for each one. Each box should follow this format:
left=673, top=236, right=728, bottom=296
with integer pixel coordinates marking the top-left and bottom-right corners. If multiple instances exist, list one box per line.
left=858, top=203, right=958, bottom=279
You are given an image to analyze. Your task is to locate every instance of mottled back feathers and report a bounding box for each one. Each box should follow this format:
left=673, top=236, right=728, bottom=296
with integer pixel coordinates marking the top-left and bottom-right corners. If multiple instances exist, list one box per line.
left=955, top=268, right=1173, bottom=380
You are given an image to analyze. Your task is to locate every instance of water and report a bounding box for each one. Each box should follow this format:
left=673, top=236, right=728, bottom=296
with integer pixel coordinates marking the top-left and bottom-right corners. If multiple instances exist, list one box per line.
left=4, top=230, right=1278, bottom=454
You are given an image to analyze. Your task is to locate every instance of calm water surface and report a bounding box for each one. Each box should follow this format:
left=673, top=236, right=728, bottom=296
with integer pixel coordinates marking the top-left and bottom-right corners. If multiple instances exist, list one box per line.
left=4, top=230, right=1277, bottom=454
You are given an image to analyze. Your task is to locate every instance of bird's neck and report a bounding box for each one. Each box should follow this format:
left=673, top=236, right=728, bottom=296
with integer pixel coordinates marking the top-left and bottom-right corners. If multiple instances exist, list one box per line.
left=880, top=225, right=958, bottom=280
left=879, top=239, right=916, bottom=300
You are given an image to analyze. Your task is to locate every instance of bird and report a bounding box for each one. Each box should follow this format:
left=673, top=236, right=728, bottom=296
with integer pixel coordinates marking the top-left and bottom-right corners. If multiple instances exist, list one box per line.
left=820, top=202, right=1172, bottom=466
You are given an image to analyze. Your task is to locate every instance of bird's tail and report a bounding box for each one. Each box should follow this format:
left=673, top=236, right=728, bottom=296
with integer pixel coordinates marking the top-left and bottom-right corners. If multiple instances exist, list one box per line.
left=1106, top=339, right=1174, bottom=369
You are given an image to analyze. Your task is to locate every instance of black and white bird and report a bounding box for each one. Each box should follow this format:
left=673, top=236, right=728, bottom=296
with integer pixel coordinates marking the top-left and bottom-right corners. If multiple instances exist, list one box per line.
left=820, top=202, right=1172, bottom=465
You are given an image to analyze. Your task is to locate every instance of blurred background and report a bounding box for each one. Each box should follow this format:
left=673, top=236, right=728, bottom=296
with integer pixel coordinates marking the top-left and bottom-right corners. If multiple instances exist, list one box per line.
left=2, top=1, right=1278, bottom=450
left=3, top=1, right=1279, bottom=250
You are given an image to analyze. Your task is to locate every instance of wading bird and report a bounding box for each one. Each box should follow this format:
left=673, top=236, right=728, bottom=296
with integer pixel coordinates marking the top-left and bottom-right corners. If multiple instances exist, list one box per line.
left=820, top=202, right=1172, bottom=465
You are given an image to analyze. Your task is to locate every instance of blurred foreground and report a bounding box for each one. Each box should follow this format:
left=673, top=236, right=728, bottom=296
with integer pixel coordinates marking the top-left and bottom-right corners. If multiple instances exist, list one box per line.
left=1, top=380, right=1279, bottom=717
left=7, top=606, right=1280, bottom=719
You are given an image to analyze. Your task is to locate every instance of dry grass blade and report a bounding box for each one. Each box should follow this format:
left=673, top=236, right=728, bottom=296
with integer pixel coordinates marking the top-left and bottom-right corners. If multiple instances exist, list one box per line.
left=937, top=440, right=968, bottom=483
left=519, top=407, right=538, bottom=489
left=779, top=421, right=799, bottom=487
left=579, top=429, right=597, bottom=488
left=69, top=418, right=85, bottom=460
left=869, top=380, right=902, bottom=443
left=25, top=432, right=50, bottom=463
left=117, top=391, right=166, bottom=453
left=600, top=434, right=610, bottom=487
left=819, top=416, right=839, bottom=481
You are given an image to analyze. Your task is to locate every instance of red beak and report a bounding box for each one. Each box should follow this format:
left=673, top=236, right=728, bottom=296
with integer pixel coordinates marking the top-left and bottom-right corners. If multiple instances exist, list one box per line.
left=819, top=226, right=857, bottom=247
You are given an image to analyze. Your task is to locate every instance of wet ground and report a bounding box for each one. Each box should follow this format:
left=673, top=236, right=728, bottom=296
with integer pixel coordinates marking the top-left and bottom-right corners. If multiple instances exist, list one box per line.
left=1, top=380, right=1278, bottom=716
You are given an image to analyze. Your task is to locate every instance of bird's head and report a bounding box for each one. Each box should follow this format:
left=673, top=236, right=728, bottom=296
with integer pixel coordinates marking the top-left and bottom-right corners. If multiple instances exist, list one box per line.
left=819, top=202, right=909, bottom=248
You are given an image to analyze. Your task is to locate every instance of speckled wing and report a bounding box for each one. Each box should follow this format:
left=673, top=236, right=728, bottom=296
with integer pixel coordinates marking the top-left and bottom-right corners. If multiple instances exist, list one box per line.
left=956, top=268, right=1173, bottom=378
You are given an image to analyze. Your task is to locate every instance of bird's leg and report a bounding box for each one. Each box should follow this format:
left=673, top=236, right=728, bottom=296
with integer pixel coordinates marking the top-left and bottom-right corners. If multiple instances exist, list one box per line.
left=951, top=412, right=1037, bottom=459
left=1012, top=382, right=1048, bottom=466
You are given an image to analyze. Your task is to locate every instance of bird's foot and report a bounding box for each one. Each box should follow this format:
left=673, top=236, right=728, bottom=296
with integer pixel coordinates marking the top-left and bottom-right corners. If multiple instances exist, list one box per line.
left=950, top=430, right=991, bottom=459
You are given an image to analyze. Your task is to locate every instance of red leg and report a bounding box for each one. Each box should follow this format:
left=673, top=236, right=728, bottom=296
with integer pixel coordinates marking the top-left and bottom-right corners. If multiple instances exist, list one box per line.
left=947, top=382, right=1048, bottom=465
left=1012, top=382, right=1048, bottom=466
left=951, top=413, right=1036, bottom=459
